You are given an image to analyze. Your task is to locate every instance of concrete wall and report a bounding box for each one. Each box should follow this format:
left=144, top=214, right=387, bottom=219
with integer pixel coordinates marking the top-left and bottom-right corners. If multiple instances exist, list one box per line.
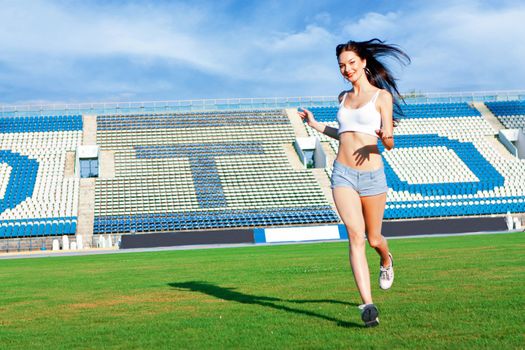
left=498, top=129, right=518, bottom=157
left=313, top=137, right=327, bottom=168
left=99, top=150, right=115, bottom=179
left=517, top=129, right=525, bottom=159
left=294, top=136, right=326, bottom=168
left=75, top=114, right=98, bottom=248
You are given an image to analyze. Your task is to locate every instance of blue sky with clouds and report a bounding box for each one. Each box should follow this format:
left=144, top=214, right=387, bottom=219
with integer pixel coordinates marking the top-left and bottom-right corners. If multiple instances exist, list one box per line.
left=0, top=0, right=524, bottom=105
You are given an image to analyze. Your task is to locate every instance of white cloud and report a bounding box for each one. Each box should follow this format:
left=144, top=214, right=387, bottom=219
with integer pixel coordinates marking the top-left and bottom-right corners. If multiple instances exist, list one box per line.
left=0, top=0, right=344, bottom=101
left=0, top=1, right=338, bottom=95
left=0, top=1, right=226, bottom=73
left=0, top=0, right=524, bottom=104
left=341, top=1, right=525, bottom=92
left=267, top=25, right=333, bottom=52
left=343, top=11, right=400, bottom=40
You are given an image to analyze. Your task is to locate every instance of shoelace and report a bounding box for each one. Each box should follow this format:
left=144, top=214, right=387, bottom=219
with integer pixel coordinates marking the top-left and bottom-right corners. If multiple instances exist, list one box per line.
left=380, top=266, right=393, bottom=280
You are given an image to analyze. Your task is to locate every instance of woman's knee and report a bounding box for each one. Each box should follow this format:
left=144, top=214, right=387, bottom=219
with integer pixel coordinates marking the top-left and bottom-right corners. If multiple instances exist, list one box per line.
left=347, top=229, right=366, bottom=247
left=367, top=235, right=384, bottom=249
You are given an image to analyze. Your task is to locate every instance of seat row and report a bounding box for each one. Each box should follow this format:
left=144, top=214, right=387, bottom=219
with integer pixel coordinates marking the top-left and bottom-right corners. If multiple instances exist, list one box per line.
left=0, top=219, right=77, bottom=238
left=96, top=112, right=290, bottom=131
left=93, top=206, right=339, bottom=233
left=485, top=100, right=525, bottom=116
left=385, top=202, right=525, bottom=219
left=308, top=102, right=482, bottom=122
left=495, top=116, right=525, bottom=129
left=97, top=128, right=295, bottom=149
left=0, top=115, right=83, bottom=133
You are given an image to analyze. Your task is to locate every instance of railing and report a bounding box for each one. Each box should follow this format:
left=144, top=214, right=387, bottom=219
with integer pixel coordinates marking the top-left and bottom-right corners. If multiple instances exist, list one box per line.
left=1, top=90, right=525, bottom=117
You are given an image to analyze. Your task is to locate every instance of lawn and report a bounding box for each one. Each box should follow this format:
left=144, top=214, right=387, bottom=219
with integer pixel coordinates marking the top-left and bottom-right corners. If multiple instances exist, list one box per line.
left=0, top=232, right=523, bottom=349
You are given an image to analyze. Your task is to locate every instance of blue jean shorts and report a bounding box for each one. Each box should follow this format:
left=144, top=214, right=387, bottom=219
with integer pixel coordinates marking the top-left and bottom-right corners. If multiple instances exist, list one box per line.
left=330, top=160, right=388, bottom=196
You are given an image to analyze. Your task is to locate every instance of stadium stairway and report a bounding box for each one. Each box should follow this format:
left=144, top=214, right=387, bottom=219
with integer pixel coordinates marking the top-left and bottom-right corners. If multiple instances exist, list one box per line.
left=471, top=102, right=516, bottom=161
left=284, top=108, right=338, bottom=213
left=472, top=102, right=506, bottom=131
left=285, top=108, right=309, bottom=138
left=280, top=140, right=336, bottom=208
left=75, top=115, right=97, bottom=249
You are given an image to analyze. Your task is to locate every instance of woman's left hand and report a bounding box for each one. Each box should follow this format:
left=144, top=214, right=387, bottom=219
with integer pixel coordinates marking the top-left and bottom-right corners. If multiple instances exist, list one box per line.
left=376, top=129, right=394, bottom=150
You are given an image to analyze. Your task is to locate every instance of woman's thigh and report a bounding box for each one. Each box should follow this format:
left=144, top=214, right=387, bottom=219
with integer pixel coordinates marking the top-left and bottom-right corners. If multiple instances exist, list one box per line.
left=361, top=192, right=387, bottom=240
left=332, top=186, right=365, bottom=236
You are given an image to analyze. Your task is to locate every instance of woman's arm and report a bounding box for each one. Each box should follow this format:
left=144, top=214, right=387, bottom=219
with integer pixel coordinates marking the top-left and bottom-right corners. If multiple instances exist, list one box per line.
left=298, top=108, right=339, bottom=140
left=375, top=90, right=395, bottom=150
left=310, top=121, right=340, bottom=140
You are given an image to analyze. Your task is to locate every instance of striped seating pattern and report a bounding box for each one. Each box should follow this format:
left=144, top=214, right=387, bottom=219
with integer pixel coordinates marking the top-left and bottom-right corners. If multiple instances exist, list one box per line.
left=304, top=103, right=525, bottom=219
left=94, top=111, right=339, bottom=233
left=0, top=116, right=82, bottom=238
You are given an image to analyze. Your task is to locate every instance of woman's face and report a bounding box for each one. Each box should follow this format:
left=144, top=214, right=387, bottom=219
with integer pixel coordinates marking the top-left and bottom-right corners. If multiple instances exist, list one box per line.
left=338, top=50, right=366, bottom=83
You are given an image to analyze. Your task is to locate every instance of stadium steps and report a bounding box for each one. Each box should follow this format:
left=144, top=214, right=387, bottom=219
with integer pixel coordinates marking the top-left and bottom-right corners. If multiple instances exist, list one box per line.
left=472, top=102, right=506, bottom=131
left=484, top=135, right=515, bottom=161
left=65, top=151, right=76, bottom=178
left=319, top=142, right=338, bottom=213
left=322, top=142, right=337, bottom=164
left=77, top=178, right=96, bottom=247
left=82, top=115, right=97, bottom=145
left=99, top=150, right=116, bottom=179
left=282, top=143, right=305, bottom=170
left=74, top=114, right=99, bottom=247
left=310, top=168, right=337, bottom=213
left=285, top=108, right=309, bottom=137
left=284, top=108, right=338, bottom=213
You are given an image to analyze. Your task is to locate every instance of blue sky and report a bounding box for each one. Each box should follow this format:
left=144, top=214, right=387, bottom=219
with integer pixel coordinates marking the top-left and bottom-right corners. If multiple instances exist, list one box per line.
left=0, top=0, right=524, bottom=105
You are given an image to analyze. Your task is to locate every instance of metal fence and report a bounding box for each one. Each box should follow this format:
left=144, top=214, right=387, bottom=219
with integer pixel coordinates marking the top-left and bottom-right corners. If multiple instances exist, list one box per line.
left=1, top=90, right=525, bottom=117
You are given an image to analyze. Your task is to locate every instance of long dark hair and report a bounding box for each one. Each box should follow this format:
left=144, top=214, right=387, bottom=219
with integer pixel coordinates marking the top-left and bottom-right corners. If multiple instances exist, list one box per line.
left=336, top=38, right=410, bottom=119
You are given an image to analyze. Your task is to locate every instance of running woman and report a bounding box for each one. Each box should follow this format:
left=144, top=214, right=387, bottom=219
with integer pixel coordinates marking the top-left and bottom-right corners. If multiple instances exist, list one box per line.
left=298, top=39, right=410, bottom=327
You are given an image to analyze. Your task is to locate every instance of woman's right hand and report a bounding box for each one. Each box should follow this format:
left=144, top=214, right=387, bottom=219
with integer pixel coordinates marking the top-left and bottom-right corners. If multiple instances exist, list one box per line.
left=297, top=107, right=318, bottom=128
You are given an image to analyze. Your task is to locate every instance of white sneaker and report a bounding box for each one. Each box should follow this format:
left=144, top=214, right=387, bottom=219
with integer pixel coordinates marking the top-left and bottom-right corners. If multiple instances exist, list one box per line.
left=358, top=303, right=379, bottom=327
left=379, top=253, right=394, bottom=290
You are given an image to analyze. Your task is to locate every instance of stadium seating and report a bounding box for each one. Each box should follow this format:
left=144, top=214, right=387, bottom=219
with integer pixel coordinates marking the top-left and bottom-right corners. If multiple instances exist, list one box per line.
left=2, top=99, right=524, bottom=241
left=485, top=100, right=525, bottom=129
left=307, top=102, right=525, bottom=219
left=310, top=102, right=481, bottom=122
left=93, top=111, right=339, bottom=234
left=0, top=116, right=81, bottom=238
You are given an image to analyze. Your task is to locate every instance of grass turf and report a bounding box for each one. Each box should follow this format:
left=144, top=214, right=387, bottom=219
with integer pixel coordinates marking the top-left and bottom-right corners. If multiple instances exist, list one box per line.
left=0, top=232, right=523, bottom=349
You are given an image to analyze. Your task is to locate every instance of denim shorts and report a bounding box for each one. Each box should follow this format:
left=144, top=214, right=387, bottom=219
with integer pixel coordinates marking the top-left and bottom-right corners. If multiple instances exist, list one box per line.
left=330, top=160, right=388, bottom=196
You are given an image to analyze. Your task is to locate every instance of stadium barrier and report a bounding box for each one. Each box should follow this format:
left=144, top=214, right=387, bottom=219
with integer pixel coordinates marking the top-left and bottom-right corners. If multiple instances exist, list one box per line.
left=118, top=216, right=509, bottom=249
left=1, top=90, right=525, bottom=117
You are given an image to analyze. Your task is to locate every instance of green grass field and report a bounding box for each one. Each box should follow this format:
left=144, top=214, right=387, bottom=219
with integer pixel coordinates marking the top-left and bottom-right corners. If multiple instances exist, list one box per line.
left=0, top=232, right=523, bottom=349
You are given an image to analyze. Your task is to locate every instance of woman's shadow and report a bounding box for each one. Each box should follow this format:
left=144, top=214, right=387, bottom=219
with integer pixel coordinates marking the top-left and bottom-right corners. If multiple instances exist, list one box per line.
left=168, top=281, right=362, bottom=328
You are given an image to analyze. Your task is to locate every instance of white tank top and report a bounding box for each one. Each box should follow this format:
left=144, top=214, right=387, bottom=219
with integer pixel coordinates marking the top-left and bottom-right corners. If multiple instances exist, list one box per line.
left=337, top=90, right=381, bottom=137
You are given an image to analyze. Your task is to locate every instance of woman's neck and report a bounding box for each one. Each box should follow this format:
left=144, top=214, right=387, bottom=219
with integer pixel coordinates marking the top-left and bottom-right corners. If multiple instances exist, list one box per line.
left=352, top=76, right=373, bottom=96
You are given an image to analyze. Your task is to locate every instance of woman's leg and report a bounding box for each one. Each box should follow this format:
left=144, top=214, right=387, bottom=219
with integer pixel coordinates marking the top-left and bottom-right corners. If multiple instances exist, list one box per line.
left=332, top=186, right=372, bottom=304
left=361, top=192, right=391, bottom=267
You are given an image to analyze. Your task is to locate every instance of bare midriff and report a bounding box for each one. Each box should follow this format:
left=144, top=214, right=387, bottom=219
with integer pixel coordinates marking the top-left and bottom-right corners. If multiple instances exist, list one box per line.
left=336, top=131, right=384, bottom=171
